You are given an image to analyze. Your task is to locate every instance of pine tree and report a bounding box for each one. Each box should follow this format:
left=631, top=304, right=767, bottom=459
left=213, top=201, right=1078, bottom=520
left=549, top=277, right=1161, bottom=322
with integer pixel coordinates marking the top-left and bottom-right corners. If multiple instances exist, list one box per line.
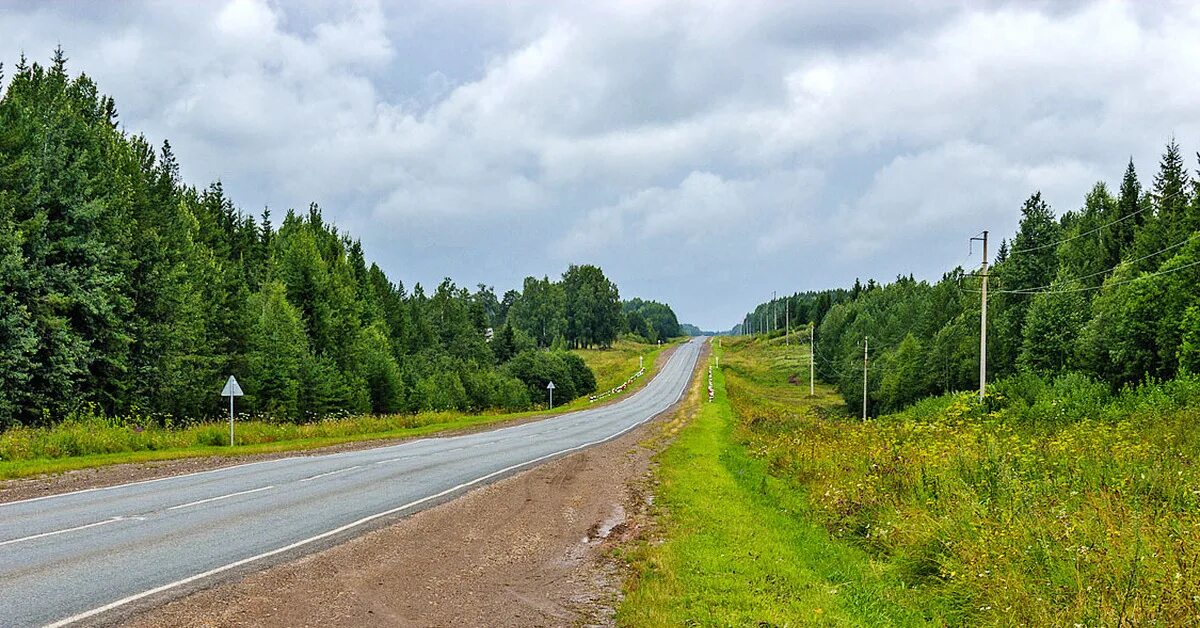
left=1057, top=183, right=1116, bottom=291
left=352, top=321, right=404, bottom=414
left=1131, top=140, right=1194, bottom=270
left=493, top=323, right=517, bottom=364
left=1111, top=159, right=1144, bottom=265
left=0, top=50, right=626, bottom=425
left=247, top=281, right=308, bottom=419
left=1018, top=279, right=1089, bottom=374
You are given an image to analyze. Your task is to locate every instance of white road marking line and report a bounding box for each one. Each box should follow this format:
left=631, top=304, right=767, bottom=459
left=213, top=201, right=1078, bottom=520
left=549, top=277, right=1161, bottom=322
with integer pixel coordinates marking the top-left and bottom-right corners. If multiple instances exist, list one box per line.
left=1, top=345, right=693, bottom=510
left=0, top=517, right=123, bottom=548
left=299, top=466, right=360, bottom=482
left=46, top=344, right=701, bottom=628
left=165, top=486, right=274, bottom=511
left=0, top=459, right=285, bottom=509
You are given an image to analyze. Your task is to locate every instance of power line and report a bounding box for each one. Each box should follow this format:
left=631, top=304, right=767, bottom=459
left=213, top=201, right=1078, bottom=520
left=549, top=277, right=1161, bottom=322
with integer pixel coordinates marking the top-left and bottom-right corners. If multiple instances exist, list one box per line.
left=1005, top=187, right=1187, bottom=256
left=999, top=233, right=1199, bottom=294
left=1008, top=204, right=1150, bottom=255
left=813, top=344, right=885, bottom=377
left=1001, top=257, right=1200, bottom=295
left=960, top=231, right=1200, bottom=296
left=959, top=254, right=1200, bottom=296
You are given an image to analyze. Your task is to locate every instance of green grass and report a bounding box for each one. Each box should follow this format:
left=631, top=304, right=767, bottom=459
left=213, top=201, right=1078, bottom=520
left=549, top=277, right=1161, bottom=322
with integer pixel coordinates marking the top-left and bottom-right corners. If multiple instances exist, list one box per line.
left=571, top=338, right=670, bottom=406
left=671, top=335, right=1200, bottom=625
left=0, top=410, right=535, bottom=479
left=0, top=339, right=680, bottom=480
left=618, top=343, right=924, bottom=626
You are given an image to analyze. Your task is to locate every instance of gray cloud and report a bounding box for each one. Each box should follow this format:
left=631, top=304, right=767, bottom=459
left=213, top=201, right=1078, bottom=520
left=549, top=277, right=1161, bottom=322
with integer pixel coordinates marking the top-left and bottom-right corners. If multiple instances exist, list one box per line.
left=2, top=0, right=1199, bottom=329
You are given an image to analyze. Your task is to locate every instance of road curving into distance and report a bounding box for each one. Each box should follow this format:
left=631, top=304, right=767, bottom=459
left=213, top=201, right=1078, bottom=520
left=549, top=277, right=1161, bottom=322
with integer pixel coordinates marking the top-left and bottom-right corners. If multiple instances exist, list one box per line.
left=0, top=337, right=704, bottom=627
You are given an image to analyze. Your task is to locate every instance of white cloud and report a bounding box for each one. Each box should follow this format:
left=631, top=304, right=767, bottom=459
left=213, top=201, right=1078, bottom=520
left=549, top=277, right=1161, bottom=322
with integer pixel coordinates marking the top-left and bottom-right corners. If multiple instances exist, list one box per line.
left=2, top=0, right=1199, bottom=328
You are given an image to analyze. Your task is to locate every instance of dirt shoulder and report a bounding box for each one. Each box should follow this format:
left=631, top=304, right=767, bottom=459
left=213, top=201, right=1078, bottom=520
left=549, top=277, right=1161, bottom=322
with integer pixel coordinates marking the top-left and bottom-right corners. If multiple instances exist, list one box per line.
left=120, top=342, right=706, bottom=628
left=0, top=346, right=681, bottom=505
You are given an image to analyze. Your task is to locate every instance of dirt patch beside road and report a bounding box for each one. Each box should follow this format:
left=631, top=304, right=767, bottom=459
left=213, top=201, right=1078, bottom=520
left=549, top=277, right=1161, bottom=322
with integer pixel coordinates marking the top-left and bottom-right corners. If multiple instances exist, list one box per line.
left=121, top=342, right=706, bottom=627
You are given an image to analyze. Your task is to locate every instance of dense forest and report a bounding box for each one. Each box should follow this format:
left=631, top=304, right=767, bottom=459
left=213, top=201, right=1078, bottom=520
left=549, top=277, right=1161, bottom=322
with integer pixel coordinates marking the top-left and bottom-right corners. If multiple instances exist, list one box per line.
left=0, top=51, right=679, bottom=428
left=740, top=139, right=1200, bottom=416
left=622, top=298, right=681, bottom=342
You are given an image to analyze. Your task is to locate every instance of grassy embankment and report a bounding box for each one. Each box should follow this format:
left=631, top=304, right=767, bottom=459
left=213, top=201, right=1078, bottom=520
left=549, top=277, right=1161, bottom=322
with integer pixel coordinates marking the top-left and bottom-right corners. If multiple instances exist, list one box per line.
left=622, top=335, right=1200, bottom=625
left=619, top=338, right=920, bottom=625
left=0, top=339, right=678, bottom=480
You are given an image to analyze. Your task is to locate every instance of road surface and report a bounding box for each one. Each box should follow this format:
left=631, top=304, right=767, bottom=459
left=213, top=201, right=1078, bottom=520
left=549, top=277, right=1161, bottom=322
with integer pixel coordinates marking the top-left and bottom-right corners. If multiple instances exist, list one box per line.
left=0, top=338, right=704, bottom=627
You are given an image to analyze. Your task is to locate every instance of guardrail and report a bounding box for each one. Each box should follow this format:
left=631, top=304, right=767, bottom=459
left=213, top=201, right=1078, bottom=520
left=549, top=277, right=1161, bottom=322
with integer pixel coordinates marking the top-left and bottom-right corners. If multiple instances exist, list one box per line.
left=588, top=366, right=647, bottom=403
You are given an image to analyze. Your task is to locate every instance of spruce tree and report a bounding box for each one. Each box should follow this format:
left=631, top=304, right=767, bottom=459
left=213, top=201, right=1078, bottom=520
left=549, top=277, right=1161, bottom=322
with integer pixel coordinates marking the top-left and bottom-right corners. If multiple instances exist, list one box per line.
left=1112, top=159, right=1144, bottom=265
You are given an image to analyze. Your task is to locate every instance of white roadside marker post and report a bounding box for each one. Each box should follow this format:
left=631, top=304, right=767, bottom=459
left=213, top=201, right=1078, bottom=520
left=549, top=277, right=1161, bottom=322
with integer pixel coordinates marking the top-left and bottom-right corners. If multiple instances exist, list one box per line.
left=547, top=380, right=555, bottom=410
left=221, top=375, right=244, bottom=447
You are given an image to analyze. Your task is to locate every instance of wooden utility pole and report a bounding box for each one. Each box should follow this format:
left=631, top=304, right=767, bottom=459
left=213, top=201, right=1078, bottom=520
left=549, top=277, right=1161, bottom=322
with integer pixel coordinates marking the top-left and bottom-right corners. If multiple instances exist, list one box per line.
left=862, top=336, right=869, bottom=420
left=971, top=231, right=989, bottom=401
left=809, top=324, right=815, bottom=397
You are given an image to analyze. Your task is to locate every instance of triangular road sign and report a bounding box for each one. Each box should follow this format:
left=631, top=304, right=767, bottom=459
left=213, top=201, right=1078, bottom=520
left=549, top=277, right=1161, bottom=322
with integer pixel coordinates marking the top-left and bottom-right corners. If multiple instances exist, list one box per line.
left=546, top=381, right=555, bottom=390
left=221, top=375, right=244, bottom=397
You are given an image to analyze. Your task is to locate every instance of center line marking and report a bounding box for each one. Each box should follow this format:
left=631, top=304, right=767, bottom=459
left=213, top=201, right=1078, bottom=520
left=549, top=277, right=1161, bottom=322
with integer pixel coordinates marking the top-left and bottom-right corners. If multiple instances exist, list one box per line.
left=166, top=486, right=274, bottom=511
left=0, top=517, right=123, bottom=548
left=299, top=466, right=361, bottom=482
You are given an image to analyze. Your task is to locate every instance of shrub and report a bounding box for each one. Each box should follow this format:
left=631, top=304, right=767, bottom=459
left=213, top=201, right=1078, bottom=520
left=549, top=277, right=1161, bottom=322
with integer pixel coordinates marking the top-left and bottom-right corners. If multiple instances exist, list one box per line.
left=502, top=349, right=599, bottom=405
left=561, top=351, right=597, bottom=397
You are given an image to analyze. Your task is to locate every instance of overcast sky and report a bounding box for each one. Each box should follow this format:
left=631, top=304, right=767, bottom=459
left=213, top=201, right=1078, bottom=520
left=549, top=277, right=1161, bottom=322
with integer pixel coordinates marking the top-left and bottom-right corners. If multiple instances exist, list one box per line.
left=2, top=1, right=1199, bottom=329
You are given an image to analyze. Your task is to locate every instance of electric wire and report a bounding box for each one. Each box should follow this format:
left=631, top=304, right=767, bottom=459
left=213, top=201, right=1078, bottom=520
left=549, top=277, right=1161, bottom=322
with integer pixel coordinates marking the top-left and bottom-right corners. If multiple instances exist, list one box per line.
left=959, top=231, right=1200, bottom=296
left=998, top=257, right=1200, bottom=295
left=1000, top=232, right=1199, bottom=294
left=1004, top=187, right=1186, bottom=256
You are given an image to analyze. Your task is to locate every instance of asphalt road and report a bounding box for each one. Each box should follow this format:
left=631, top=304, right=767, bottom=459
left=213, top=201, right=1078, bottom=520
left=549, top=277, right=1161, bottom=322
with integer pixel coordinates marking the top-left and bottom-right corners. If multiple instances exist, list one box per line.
left=0, top=337, right=704, bottom=627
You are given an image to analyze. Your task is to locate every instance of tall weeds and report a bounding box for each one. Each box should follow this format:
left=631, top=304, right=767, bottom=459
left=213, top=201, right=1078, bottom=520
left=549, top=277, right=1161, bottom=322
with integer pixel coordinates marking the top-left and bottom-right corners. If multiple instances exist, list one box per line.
left=724, top=337, right=1200, bottom=624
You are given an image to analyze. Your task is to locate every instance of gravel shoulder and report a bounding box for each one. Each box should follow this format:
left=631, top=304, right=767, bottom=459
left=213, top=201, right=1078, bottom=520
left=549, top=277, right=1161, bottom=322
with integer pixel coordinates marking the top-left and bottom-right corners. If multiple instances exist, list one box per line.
left=119, top=342, right=706, bottom=627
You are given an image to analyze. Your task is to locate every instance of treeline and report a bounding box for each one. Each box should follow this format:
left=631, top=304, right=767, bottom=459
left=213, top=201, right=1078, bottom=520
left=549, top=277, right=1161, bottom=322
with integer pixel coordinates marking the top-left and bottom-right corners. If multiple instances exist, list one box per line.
left=623, top=298, right=680, bottom=342
left=740, top=139, right=1200, bottom=416
left=0, top=51, right=670, bottom=427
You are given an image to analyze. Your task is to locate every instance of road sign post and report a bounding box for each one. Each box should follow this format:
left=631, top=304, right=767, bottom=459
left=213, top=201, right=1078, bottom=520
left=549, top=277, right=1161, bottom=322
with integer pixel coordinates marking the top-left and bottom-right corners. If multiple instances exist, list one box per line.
left=221, top=375, right=244, bottom=446
left=547, top=380, right=556, bottom=409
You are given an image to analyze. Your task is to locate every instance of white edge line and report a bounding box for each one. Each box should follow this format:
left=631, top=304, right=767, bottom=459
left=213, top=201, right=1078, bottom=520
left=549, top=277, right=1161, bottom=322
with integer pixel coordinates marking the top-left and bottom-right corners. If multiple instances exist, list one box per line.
left=298, top=466, right=361, bottom=482
left=0, top=458, right=285, bottom=509
left=0, top=517, right=122, bottom=548
left=46, top=343, right=700, bottom=628
left=165, top=485, right=275, bottom=511
left=4, top=345, right=687, bottom=510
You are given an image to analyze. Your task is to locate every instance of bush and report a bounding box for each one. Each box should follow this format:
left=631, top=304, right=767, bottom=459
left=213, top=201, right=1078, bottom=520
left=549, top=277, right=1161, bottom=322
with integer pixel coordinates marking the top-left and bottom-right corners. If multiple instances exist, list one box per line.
left=494, top=374, right=532, bottom=411
left=988, top=371, right=1109, bottom=426
left=503, top=349, right=599, bottom=406
left=415, top=371, right=468, bottom=412
left=561, top=351, right=597, bottom=397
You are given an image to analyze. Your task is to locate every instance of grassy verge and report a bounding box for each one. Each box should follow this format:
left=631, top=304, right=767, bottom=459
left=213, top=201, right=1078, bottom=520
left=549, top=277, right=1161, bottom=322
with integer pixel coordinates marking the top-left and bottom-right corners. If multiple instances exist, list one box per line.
left=650, top=335, right=1200, bottom=625
left=0, top=339, right=679, bottom=480
left=569, top=338, right=671, bottom=409
left=618, top=341, right=923, bottom=626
